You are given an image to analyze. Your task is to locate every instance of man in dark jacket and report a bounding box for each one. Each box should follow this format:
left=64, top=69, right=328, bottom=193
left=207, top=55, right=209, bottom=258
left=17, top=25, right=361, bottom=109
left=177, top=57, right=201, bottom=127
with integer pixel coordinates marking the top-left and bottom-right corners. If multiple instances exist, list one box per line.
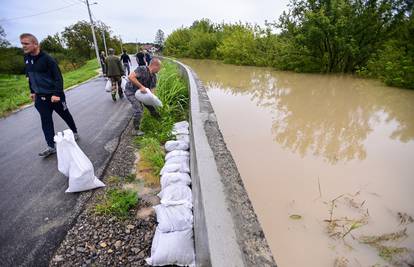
left=120, top=50, right=131, bottom=75
left=135, top=49, right=146, bottom=66
left=144, top=49, right=152, bottom=65
left=100, top=51, right=106, bottom=76
left=20, top=33, right=79, bottom=157
left=105, top=48, right=125, bottom=101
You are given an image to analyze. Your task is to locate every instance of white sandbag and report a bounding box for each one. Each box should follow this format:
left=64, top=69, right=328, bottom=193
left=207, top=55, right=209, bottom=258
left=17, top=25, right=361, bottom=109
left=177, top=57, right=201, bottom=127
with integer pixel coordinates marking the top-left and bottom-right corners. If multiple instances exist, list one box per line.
left=105, top=79, right=112, bottom=92
left=172, top=128, right=189, bottom=135
left=176, top=134, right=190, bottom=143
left=121, top=76, right=128, bottom=90
left=161, top=172, right=191, bottom=189
left=173, top=121, right=189, bottom=130
left=160, top=162, right=190, bottom=175
left=54, top=132, right=70, bottom=177
left=165, top=140, right=189, bottom=152
left=172, top=121, right=189, bottom=135
left=165, top=156, right=189, bottom=166
left=134, top=88, right=162, bottom=107
left=55, top=129, right=105, bottom=193
left=158, top=184, right=192, bottom=207
left=146, top=228, right=195, bottom=266
left=165, top=150, right=190, bottom=161
left=154, top=204, right=193, bottom=232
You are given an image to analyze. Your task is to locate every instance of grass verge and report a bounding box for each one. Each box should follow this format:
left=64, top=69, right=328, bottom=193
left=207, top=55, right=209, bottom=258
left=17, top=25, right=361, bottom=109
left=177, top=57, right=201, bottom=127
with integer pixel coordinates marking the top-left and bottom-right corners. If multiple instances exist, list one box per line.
left=136, top=60, right=189, bottom=144
left=134, top=60, right=189, bottom=187
left=0, top=59, right=99, bottom=117
left=95, top=188, right=138, bottom=219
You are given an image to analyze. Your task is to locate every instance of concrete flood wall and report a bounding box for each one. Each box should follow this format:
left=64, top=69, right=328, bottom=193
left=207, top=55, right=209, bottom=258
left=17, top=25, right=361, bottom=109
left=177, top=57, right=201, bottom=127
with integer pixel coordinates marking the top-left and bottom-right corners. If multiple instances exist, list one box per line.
left=167, top=58, right=277, bottom=267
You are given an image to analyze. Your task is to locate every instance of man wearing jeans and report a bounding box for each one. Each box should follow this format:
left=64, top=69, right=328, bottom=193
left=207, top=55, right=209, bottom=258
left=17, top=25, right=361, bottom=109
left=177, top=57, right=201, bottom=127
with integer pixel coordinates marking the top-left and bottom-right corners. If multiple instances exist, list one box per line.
left=125, top=58, right=161, bottom=136
left=20, top=33, right=79, bottom=157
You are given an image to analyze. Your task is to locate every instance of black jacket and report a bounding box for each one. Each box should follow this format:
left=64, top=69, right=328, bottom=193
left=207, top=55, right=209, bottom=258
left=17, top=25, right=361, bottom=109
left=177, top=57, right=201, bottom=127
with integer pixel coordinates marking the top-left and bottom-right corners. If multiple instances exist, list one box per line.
left=24, top=51, right=64, bottom=96
left=120, top=53, right=131, bottom=64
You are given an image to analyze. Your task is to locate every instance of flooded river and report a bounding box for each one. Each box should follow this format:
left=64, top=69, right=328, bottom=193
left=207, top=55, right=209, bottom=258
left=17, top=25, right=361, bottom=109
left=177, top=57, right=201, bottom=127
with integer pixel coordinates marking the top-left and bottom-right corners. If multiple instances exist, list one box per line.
left=181, top=59, right=414, bottom=267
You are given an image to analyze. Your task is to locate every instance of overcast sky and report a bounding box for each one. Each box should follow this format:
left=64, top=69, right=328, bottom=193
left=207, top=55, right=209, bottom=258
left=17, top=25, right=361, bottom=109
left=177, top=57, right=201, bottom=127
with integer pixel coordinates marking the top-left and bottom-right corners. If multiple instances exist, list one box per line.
left=0, top=0, right=290, bottom=47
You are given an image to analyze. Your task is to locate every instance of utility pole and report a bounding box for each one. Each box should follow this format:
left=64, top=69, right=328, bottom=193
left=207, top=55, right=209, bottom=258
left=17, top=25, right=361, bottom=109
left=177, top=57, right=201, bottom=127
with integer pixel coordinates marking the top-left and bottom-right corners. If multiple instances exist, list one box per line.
left=102, top=29, right=108, bottom=55
left=85, top=0, right=101, bottom=67
left=119, top=35, right=123, bottom=52
left=136, top=38, right=139, bottom=53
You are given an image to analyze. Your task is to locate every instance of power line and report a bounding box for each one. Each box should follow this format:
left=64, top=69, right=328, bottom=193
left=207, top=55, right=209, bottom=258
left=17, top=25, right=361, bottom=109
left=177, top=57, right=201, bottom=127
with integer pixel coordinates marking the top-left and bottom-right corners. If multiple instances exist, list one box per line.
left=0, top=3, right=80, bottom=22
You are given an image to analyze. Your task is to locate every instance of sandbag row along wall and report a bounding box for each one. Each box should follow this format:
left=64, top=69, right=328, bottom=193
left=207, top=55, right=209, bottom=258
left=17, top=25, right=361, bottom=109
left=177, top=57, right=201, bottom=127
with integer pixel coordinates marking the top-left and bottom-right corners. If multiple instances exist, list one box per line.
left=166, top=57, right=278, bottom=267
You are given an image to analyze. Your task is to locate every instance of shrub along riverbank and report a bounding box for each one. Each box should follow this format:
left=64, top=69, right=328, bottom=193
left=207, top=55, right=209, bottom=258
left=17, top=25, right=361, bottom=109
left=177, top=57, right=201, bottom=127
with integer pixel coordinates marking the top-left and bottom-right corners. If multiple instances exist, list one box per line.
left=0, top=59, right=99, bottom=117
left=163, top=0, right=414, bottom=89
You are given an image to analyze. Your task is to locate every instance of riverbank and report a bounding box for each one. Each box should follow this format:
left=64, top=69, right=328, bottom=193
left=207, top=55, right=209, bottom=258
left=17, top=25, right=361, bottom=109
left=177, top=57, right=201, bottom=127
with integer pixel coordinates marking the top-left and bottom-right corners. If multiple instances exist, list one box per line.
left=0, top=59, right=100, bottom=117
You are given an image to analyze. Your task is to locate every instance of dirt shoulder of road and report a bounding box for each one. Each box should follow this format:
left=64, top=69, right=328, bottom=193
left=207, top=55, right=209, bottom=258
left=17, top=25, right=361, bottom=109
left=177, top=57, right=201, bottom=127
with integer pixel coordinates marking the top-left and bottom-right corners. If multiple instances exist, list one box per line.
left=49, top=121, right=161, bottom=267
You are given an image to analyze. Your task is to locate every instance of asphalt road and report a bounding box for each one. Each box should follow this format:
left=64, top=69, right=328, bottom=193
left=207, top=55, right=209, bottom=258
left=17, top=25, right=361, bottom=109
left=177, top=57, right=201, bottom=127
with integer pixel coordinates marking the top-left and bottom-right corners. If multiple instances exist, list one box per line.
left=0, top=71, right=134, bottom=266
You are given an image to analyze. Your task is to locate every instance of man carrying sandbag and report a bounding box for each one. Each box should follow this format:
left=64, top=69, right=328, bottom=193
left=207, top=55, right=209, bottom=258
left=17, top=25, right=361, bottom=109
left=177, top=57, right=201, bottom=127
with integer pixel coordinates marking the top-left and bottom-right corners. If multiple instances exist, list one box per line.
left=125, top=58, right=161, bottom=136
left=105, top=48, right=125, bottom=101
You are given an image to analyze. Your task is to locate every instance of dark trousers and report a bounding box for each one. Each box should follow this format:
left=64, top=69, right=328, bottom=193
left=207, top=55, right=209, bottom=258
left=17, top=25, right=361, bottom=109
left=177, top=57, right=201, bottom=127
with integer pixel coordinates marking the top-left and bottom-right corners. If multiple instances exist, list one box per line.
left=123, top=63, right=130, bottom=75
left=109, top=76, right=123, bottom=97
left=125, top=90, right=160, bottom=130
left=34, top=94, right=77, bottom=148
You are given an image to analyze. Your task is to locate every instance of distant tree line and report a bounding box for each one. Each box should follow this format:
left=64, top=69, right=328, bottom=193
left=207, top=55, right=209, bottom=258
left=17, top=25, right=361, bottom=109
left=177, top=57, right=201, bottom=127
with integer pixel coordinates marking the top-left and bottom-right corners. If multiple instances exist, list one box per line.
left=163, top=0, right=413, bottom=89
left=0, top=20, right=122, bottom=74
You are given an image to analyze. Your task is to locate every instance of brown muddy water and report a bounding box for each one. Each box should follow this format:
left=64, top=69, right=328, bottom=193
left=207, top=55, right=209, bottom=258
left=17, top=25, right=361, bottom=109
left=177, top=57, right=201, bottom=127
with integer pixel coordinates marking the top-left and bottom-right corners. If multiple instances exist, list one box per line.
left=181, top=59, right=414, bottom=267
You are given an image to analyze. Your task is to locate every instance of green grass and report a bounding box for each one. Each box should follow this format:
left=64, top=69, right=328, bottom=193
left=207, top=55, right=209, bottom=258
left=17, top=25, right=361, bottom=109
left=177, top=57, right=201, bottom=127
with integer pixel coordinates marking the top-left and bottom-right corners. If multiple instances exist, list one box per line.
left=62, top=59, right=100, bottom=88
left=136, top=137, right=165, bottom=176
left=134, top=61, right=190, bottom=186
left=124, top=173, right=136, bottom=183
left=95, top=188, right=138, bottom=219
left=0, top=59, right=99, bottom=117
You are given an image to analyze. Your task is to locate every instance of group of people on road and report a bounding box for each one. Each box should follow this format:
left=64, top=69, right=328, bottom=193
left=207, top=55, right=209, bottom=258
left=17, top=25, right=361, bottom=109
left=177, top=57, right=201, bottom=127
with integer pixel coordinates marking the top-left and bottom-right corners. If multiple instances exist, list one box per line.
left=20, top=33, right=162, bottom=157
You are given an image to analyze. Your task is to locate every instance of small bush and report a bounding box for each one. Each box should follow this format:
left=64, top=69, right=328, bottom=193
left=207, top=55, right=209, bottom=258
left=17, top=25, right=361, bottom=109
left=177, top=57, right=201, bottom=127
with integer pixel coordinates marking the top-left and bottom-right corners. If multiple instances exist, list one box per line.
left=95, top=188, right=138, bottom=218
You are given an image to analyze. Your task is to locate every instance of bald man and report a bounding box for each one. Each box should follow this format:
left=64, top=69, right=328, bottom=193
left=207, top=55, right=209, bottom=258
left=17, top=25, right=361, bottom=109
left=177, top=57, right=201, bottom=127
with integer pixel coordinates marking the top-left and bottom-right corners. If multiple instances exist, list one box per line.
left=125, top=58, right=161, bottom=136
left=20, top=33, right=79, bottom=157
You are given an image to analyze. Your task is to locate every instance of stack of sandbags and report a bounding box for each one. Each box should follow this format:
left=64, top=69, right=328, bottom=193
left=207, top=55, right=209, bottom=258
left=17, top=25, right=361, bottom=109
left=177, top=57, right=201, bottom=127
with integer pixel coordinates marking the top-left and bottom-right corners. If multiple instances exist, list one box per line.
left=146, top=121, right=195, bottom=266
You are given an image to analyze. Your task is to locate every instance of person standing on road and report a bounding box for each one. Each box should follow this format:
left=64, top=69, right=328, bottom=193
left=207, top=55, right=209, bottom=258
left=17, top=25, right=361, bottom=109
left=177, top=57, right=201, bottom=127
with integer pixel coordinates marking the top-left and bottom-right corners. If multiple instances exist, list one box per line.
left=120, top=50, right=131, bottom=75
left=135, top=49, right=147, bottom=66
left=100, top=51, right=106, bottom=76
left=20, top=33, right=79, bottom=157
left=144, top=49, right=152, bottom=65
left=105, top=48, right=125, bottom=101
left=125, top=58, right=162, bottom=136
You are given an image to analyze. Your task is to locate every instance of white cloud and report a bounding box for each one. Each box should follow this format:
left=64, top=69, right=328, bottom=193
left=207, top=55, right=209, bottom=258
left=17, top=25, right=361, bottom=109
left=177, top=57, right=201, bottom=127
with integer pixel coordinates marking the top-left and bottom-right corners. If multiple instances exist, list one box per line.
left=0, top=0, right=290, bottom=46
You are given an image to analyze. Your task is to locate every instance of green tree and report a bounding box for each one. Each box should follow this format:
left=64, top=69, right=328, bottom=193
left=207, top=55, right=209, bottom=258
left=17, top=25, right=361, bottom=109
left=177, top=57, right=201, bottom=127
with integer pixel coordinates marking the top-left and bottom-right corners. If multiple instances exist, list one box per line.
left=154, top=29, right=165, bottom=50
left=163, top=28, right=192, bottom=57
left=218, top=24, right=257, bottom=65
left=0, top=25, right=10, bottom=48
left=40, top=33, right=64, bottom=53
left=62, top=20, right=95, bottom=59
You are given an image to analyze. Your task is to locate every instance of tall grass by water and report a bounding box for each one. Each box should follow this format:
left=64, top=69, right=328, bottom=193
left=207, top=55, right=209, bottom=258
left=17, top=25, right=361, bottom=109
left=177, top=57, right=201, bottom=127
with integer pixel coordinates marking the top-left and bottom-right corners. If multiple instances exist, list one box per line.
left=134, top=60, right=189, bottom=186
left=137, top=60, right=189, bottom=144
